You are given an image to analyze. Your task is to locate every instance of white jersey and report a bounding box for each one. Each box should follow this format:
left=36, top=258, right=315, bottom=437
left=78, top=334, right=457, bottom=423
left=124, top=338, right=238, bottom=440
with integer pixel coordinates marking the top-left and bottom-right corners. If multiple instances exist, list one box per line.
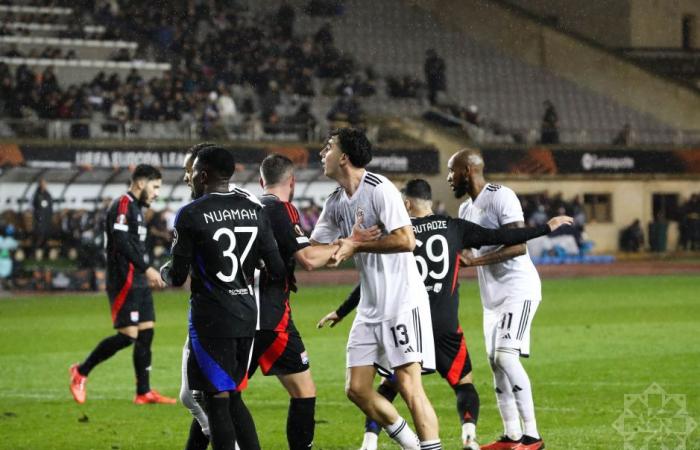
left=458, top=183, right=541, bottom=310
left=311, top=171, right=429, bottom=322
left=228, top=183, right=262, bottom=206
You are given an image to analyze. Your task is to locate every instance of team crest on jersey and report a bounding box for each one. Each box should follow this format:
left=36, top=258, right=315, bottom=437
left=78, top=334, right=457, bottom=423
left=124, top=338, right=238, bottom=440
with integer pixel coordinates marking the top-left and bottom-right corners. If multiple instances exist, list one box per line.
left=116, top=214, right=127, bottom=224
left=130, top=311, right=139, bottom=322
left=355, top=208, right=365, bottom=224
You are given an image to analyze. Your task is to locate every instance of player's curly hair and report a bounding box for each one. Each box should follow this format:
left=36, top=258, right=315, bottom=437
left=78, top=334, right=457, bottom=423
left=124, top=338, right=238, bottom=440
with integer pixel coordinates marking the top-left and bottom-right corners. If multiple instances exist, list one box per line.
left=196, top=146, right=236, bottom=179
left=330, top=128, right=372, bottom=168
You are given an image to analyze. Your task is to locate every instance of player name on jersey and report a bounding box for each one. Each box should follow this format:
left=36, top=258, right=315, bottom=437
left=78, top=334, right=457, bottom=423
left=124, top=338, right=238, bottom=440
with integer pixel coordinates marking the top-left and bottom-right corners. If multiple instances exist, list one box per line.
left=412, top=219, right=448, bottom=234
left=203, top=208, right=258, bottom=224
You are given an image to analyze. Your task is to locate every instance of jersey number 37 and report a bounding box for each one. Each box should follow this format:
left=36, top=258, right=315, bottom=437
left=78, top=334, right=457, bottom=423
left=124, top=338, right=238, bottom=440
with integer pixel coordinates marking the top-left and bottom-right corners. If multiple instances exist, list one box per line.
left=212, top=227, right=258, bottom=282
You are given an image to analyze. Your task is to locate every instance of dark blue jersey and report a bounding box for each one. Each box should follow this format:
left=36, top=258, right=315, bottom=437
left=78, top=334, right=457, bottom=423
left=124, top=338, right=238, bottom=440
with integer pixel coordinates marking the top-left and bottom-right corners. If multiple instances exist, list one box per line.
left=166, top=191, right=285, bottom=338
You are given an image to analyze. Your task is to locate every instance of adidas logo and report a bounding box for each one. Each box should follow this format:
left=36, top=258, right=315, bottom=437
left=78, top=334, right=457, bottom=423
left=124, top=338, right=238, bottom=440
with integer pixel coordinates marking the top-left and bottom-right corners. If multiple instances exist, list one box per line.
left=404, top=346, right=415, bottom=353
left=501, top=333, right=511, bottom=339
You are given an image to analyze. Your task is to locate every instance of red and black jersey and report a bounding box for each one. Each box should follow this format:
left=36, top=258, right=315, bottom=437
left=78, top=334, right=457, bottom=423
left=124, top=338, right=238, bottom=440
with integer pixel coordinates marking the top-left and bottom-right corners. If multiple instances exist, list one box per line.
left=337, top=215, right=550, bottom=335
left=257, top=194, right=310, bottom=332
left=412, top=215, right=549, bottom=334
left=105, top=192, right=149, bottom=291
left=166, top=192, right=285, bottom=338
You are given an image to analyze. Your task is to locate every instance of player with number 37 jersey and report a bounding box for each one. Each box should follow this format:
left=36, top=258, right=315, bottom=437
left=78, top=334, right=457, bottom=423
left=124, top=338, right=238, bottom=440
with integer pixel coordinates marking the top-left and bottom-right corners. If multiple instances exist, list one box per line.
left=169, top=191, right=282, bottom=339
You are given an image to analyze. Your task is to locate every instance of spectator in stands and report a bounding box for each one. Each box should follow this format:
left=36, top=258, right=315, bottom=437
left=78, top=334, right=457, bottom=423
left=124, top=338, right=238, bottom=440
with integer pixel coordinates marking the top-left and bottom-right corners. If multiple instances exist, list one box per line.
left=678, top=193, right=700, bottom=250
left=277, top=1, right=296, bottom=39
left=201, top=91, right=221, bottom=138
left=540, top=100, right=559, bottom=144
left=612, top=123, right=634, bottom=146
left=300, top=203, right=321, bottom=235
left=110, top=96, right=129, bottom=123
left=287, top=102, right=317, bottom=141
left=424, top=49, right=446, bottom=105
left=215, top=84, right=238, bottom=124
left=327, top=86, right=364, bottom=127
left=0, top=224, right=18, bottom=291
left=465, top=104, right=480, bottom=126
left=528, top=204, right=549, bottom=227
left=32, top=178, right=53, bottom=259
left=620, top=219, right=644, bottom=252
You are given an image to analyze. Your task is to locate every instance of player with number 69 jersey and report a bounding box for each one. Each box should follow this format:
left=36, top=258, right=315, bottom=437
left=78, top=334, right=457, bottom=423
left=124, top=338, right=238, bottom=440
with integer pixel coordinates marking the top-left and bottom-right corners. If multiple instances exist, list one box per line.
left=320, top=179, right=572, bottom=450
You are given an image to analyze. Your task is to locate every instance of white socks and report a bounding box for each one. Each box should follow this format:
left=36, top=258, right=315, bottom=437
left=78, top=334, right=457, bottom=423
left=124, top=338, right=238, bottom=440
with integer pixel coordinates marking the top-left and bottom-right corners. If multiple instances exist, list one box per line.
left=360, top=431, right=378, bottom=450
left=493, top=349, right=540, bottom=440
left=384, top=417, right=420, bottom=450
left=462, top=422, right=476, bottom=441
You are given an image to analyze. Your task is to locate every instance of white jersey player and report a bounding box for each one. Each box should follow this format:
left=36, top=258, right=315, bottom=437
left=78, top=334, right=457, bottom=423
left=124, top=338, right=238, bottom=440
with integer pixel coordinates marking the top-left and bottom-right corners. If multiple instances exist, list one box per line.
left=448, top=149, right=545, bottom=450
left=311, top=129, right=441, bottom=450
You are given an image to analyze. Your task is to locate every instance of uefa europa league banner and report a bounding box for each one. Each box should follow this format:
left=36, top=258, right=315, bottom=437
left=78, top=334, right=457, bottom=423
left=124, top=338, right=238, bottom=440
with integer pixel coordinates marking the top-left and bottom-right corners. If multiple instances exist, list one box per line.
left=2, top=143, right=440, bottom=174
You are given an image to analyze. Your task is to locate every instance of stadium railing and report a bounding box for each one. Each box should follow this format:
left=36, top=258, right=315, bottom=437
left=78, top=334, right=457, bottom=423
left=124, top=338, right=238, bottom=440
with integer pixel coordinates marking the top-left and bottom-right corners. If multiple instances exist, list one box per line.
left=0, top=118, right=319, bottom=143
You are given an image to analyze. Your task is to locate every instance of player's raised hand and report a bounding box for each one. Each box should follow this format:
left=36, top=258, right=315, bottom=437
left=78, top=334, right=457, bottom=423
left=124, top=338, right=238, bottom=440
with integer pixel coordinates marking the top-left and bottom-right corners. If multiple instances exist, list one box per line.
left=547, top=215, right=574, bottom=232
left=328, top=238, right=357, bottom=267
left=317, top=310, right=342, bottom=328
left=146, top=266, right=166, bottom=289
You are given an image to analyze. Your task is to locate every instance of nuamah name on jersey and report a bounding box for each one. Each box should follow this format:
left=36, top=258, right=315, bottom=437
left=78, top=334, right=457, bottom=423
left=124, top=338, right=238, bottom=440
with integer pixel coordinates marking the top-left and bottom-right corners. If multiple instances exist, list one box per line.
left=412, top=219, right=447, bottom=234
left=203, top=208, right=258, bottom=224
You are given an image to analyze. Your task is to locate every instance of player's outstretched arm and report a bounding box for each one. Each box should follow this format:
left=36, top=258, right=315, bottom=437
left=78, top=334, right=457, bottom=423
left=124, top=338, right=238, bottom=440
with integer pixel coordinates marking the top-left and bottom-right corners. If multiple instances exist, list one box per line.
left=459, top=215, right=573, bottom=249
left=295, top=243, right=340, bottom=271
left=329, top=225, right=415, bottom=266
left=317, top=284, right=360, bottom=328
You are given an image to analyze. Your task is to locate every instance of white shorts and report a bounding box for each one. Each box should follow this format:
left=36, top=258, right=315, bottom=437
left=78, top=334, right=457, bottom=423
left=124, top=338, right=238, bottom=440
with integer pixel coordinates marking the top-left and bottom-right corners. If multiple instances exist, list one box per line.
left=347, top=304, right=435, bottom=373
left=483, top=300, right=540, bottom=358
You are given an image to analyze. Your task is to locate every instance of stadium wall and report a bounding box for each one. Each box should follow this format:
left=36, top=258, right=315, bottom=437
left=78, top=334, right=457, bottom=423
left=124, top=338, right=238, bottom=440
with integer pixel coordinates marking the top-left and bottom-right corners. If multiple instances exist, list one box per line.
left=408, top=0, right=700, bottom=130
left=505, top=0, right=700, bottom=48
left=500, top=178, right=696, bottom=253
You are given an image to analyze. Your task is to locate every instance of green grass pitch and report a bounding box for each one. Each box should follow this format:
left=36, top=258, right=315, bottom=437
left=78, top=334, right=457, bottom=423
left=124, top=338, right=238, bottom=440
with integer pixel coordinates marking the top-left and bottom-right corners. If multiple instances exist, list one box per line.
left=0, top=275, right=698, bottom=449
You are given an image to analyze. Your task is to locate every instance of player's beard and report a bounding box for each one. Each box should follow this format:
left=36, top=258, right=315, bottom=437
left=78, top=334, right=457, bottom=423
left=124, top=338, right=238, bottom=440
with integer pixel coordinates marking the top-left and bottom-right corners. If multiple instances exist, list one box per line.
left=453, top=180, right=469, bottom=199
left=139, top=189, right=151, bottom=207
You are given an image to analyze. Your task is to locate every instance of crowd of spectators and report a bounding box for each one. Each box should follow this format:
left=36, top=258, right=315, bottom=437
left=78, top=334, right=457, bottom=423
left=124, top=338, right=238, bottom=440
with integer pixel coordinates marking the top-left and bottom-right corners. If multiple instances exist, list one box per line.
left=1, top=1, right=367, bottom=138
left=520, top=192, right=588, bottom=253
left=2, top=0, right=445, bottom=140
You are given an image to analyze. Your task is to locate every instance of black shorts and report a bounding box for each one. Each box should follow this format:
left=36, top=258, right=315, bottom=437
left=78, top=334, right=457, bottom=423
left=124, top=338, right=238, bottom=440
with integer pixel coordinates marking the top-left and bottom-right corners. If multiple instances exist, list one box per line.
left=434, top=326, right=473, bottom=387
left=248, top=328, right=309, bottom=378
left=187, top=334, right=254, bottom=393
left=108, top=287, right=155, bottom=329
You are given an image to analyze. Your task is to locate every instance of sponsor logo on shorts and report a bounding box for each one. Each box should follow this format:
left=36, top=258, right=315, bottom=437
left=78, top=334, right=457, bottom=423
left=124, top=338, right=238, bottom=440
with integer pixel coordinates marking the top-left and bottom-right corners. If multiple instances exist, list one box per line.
left=130, top=311, right=139, bottom=322
left=300, top=351, right=309, bottom=365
